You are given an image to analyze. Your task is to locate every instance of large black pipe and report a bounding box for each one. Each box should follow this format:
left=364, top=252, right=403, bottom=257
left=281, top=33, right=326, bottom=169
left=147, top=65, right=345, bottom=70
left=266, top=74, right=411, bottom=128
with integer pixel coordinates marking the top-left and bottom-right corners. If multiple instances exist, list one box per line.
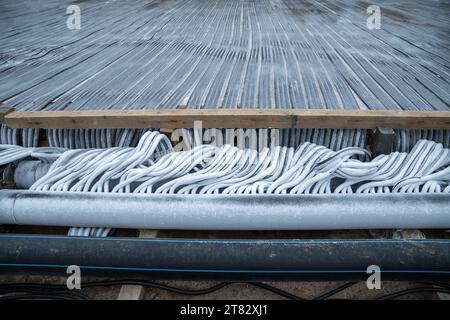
left=0, top=234, right=449, bottom=280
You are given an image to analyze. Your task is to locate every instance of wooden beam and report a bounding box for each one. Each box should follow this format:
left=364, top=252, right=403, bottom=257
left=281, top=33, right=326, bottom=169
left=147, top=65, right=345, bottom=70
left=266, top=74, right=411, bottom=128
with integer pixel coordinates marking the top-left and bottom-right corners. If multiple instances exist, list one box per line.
left=0, top=105, right=14, bottom=123
left=436, top=288, right=450, bottom=300
left=4, top=109, right=450, bottom=129
left=117, top=284, right=146, bottom=300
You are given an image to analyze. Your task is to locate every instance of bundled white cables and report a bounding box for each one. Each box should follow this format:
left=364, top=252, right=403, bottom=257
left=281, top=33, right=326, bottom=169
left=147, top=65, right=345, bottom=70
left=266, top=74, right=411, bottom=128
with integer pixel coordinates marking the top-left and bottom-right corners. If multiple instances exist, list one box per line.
left=27, top=131, right=450, bottom=195
left=0, top=144, right=64, bottom=166
left=30, top=131, right=173, bottom=192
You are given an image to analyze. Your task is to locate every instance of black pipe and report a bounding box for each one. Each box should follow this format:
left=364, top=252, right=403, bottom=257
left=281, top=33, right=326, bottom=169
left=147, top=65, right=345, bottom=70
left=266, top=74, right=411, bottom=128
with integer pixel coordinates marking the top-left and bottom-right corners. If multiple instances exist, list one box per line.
left=0, top=234, right=449, bottom=280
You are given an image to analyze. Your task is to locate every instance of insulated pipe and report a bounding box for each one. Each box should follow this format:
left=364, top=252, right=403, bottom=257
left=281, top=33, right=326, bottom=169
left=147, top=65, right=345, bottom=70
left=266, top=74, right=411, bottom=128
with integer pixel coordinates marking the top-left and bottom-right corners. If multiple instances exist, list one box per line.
left=1, top=190, right=449, bottom=230
left=14, top=160, right=51, bottom=189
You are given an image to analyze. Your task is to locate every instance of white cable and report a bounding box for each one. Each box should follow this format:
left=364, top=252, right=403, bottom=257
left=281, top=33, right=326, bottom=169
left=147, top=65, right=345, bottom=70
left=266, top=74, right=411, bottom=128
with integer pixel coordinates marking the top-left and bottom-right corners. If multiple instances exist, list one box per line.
left=2, top=133, right=447, bottom=195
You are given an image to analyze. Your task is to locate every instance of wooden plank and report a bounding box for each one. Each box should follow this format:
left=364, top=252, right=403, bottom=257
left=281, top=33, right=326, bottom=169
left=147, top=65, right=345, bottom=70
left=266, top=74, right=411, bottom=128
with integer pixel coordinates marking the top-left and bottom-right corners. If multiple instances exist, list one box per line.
left=117, top=284, right=146, bottom=300
left=0, top=105, right=14, bottom=123
left=4, top=109, right=450, bottom=129
left=116, top=229, right=159, bottom=300
left=436, top=290, right=450, bottom=300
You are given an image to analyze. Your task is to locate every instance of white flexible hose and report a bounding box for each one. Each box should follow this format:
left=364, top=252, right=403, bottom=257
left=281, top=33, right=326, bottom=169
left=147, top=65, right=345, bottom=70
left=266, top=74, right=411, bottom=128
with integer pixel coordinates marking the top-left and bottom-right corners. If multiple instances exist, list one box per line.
left=24, top=133, right=450, bottom=195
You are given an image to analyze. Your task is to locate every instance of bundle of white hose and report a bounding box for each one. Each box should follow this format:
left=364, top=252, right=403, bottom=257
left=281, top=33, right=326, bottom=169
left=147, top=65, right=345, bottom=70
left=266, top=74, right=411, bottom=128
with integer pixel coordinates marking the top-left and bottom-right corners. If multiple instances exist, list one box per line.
left=0, top=144, right=64, bottom=166
left=334, top=139, right=450, bottom=194
left=0, top=124, right=19, bottom=145
left=0, top=124, right=40, bottom=147
left=31, top=131, right=173, bottom=192
left=21, top=128, right=40, bottom=147
left=29, top=133, right=450, bottom=195
left=149, top=143, right=368, bottom=195
left=47, top=128, right=152, bottom=149
left=68, top=227, right=112, bottom=237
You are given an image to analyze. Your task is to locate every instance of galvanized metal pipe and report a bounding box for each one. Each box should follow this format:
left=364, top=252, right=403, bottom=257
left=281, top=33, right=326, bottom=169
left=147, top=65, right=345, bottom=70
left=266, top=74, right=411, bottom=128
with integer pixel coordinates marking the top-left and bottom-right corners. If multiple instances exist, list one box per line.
left=0, top=190, right=449, bottom=230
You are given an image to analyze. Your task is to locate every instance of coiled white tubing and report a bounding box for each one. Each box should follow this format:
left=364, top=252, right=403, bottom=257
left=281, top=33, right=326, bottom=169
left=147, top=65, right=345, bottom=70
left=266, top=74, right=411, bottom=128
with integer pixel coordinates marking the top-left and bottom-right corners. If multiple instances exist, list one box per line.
left=0, top=144, right=65, bottom=166
left=24, top=131, right=450, bottom=195
left=67, top=227, right=111, bottom=237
